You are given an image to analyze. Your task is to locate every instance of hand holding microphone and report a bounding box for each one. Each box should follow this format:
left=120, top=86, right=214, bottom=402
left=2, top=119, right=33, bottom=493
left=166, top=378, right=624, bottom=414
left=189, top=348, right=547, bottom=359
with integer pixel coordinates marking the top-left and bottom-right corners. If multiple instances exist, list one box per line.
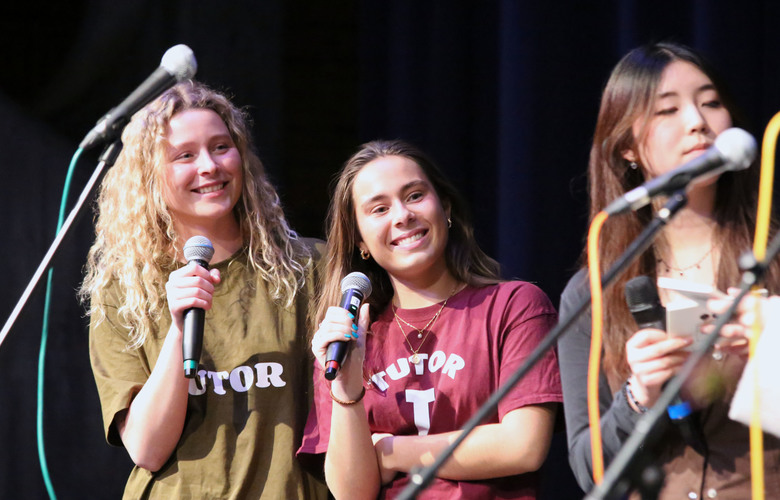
left=624, top=276, right=691, bottom=406
left=312, top=272, right=372, bottom=381
left=164, top=236, right=216, bottom=378
left=625, top=277, right=694, bottom=419
left=625, top=276, right=706, bottom=451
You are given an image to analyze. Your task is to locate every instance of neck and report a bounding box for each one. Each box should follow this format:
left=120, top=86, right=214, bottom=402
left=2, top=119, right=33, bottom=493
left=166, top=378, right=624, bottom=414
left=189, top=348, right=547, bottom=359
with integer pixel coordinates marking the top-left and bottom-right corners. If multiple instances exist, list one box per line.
left=654, top=183, right=720, bottom=285
left=659, top=183, right=717, bottom=250
left=174, top=218, right=243, bottom=263
left=390, top=269, right=462, bottom=309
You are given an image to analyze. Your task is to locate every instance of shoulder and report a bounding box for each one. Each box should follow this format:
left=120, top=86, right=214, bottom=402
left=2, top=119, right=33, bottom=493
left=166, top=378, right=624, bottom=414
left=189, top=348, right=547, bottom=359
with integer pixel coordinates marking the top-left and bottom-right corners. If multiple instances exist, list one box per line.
left=295, top=236, right=326, bottom=264
left=466, top=281, right=556, bottom=318
left=297, top=236, right=326, bottom=255
left=88, top=277, right=134, bottom=343
left=90, top=274, right=125, bottom=311
left=561, top=268, right=589, bottom=304
left=492, top=280, right=554, bottom=306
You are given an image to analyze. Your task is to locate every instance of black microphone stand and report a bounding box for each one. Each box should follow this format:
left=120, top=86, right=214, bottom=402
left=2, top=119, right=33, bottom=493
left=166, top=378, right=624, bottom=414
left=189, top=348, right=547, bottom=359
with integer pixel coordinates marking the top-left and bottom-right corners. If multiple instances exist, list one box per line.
left=396, top=192, right=689, bottom=500
left=0, top=140, right=123, bottom=349
left=587, top=225, right=780, bottom=500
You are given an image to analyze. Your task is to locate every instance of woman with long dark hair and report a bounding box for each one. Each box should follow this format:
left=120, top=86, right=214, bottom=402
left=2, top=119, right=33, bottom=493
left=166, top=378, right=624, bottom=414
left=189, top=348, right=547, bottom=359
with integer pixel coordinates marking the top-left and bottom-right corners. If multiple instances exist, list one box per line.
left=558, top=42, right=780, bottom=498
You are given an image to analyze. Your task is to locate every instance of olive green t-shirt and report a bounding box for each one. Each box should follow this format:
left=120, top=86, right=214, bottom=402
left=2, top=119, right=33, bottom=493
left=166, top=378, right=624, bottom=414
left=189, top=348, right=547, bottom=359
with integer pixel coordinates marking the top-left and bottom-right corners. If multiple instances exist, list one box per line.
left=90, top=241, right=327, bottom=499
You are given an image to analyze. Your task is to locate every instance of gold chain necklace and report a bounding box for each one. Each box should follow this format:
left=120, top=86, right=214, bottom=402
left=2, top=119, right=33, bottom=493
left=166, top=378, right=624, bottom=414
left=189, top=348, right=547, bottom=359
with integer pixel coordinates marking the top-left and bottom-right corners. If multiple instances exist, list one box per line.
left=392, top=284, right=459, bottom=365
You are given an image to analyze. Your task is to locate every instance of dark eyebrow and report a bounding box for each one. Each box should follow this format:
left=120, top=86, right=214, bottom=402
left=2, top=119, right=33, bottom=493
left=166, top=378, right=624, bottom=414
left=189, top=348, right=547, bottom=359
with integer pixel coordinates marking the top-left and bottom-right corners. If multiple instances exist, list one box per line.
left=401, top=179, right=427, bottom=191
left=657, top=83, right=717, bottom=99
left=359, top=179, right=428, bottom=209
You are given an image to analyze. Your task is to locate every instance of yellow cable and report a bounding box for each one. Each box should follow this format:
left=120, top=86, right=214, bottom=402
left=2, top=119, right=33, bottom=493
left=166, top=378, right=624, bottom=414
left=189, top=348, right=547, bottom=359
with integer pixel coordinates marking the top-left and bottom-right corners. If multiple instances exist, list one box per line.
left=755, top=114, right=780, bottom=255
left=587, top=210, right=609, bottom=484
left=749, top=313, right=764, bottom=500
left=748, top=113, right=780, bottom=500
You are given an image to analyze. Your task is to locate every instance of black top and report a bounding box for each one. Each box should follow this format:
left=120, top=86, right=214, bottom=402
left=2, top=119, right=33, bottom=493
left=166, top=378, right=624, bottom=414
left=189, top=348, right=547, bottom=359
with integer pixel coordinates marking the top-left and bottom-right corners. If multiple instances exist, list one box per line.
left=557, top=269, right=643, bottom=492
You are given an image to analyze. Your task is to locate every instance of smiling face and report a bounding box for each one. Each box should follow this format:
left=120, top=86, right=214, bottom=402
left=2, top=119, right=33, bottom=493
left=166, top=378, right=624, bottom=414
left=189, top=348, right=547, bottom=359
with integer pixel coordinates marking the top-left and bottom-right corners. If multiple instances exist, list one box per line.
left=160, top=108, right=243, bottom=235
left=352, top=155, right=450, bottom=285
left=626, top=60, right=733, bottom=179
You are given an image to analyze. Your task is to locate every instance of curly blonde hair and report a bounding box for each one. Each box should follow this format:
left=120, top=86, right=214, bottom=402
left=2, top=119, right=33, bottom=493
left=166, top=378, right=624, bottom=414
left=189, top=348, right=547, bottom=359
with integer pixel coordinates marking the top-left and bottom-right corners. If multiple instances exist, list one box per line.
left=80, top=81, right=310, bottom=348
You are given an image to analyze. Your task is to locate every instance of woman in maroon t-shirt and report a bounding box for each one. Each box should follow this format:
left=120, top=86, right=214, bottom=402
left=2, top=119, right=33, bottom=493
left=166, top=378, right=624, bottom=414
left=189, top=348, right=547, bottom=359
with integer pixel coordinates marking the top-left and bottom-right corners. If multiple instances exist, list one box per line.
left=300, top=140, right=563, bottom=499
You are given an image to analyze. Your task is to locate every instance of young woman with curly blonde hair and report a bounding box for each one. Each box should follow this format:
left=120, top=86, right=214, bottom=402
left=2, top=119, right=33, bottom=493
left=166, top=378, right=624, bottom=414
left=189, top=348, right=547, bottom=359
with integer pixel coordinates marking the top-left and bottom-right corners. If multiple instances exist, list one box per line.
left=80, top=81, right=327, bottom=499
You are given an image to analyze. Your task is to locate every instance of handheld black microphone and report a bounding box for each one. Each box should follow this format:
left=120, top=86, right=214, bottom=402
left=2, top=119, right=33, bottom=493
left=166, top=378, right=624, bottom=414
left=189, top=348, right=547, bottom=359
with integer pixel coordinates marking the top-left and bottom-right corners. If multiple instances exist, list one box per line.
left=606, top=128, right=756, bottom=216
left=182, top=236, right=215, bottom=378
left=324, top=272, right=372, bottom=381
left=79, top=44, right=198, bottom=150
left=624, top=276, right=696, bottom=425
left=625, top=276, right=666, bottom=331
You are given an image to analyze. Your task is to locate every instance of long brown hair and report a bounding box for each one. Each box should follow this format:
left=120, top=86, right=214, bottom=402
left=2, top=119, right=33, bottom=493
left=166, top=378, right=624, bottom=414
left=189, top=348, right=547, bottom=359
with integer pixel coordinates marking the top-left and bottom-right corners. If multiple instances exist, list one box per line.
left=313, top=139, right=501, bottom=327
left=585, top=42, right=780, bottom=380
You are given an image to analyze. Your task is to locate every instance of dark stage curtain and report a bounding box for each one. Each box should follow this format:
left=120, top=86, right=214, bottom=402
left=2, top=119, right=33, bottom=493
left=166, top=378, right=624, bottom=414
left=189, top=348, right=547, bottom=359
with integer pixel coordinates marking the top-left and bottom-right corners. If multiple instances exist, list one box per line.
left=2, top=1, right=779, bottom=498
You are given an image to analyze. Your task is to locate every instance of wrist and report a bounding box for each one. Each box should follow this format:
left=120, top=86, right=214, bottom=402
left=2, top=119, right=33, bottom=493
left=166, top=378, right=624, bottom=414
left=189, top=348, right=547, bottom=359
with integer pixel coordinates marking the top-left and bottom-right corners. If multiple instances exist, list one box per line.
left=624, top=379, right=649, bottom=414
left=329, top=383, right=366, bottom=406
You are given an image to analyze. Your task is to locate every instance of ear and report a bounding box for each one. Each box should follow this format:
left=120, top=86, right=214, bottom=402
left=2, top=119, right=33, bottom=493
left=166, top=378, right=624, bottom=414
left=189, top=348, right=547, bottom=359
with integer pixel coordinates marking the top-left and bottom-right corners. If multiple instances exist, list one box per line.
left=622, top=149, right=638, bottom=162
left=442, top=200, right=452, bottom=221
left=357, top=241, right=368, bottom=254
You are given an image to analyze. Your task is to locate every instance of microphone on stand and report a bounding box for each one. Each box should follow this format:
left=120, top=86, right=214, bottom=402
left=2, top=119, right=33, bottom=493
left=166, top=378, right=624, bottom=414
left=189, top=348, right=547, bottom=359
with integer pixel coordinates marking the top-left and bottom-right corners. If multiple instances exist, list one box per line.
left=324, top=272, right=372, bottom=381
left=606, top=128, right=756, bottom=215
left=182, top=236, right=214, bottom=378
left=79, top=44, right=197, bottom=150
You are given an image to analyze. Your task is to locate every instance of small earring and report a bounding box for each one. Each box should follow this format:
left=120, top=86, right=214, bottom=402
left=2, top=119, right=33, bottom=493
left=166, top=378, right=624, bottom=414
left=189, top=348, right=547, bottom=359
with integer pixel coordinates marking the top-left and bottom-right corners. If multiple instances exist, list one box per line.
left=447, top=217, right=452, bottom=228
left=360, top=249, right=370, bottom=260
left=629, top=161, right=639, bottom=170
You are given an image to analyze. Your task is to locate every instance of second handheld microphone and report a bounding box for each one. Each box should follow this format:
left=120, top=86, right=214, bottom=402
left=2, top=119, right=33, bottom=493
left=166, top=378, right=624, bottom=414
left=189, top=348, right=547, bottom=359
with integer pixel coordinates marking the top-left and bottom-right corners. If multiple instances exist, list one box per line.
left=624, top=276, right=693, bottom=422
left=324, top=272, right=372, bottom=381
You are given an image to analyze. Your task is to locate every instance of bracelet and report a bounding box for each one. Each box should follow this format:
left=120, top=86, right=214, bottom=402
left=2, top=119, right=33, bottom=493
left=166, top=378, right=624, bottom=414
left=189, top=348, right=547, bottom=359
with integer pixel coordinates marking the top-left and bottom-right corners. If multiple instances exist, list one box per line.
left=624, top=381, right=649, bottom=414
left=329, top=386, right=366, bottom=406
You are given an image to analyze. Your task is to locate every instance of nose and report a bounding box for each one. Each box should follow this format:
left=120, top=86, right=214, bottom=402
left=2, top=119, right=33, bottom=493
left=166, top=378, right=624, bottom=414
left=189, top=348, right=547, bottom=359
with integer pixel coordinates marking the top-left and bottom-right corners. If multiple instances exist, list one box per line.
left=391, top=200, right=415, bottom=226
left=196, top=149, right=218, bottom=174
left=683, top=104, right=708, bottom=134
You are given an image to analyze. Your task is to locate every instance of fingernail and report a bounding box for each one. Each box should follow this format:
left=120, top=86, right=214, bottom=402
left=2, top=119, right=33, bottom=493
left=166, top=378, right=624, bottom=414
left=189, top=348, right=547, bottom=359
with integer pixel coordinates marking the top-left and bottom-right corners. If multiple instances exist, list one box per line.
left=348, top=313, right=355, bottom=320
left=352, top=332, right=359, bottom=339
left=344, top=334, right=352, bottom=339
left=352, top=324, right=358, bottom=331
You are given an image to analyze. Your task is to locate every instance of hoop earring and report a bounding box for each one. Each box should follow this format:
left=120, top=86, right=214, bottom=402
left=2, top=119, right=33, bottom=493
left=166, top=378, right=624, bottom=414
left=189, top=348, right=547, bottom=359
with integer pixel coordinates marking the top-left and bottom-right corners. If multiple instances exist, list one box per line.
left=360, top=249, right=370, bottom=260
left=447, top=217, right=452, bottom=228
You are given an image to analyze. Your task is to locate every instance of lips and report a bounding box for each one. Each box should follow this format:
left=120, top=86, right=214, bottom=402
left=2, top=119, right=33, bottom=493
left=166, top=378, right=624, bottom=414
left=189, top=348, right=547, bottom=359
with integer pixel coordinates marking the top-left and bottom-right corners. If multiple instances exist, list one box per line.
left=193, top=182, right=226, bottom=194
left=684, top=143, right=711, bottom=155
left=392, top=229, right=427, bottom=247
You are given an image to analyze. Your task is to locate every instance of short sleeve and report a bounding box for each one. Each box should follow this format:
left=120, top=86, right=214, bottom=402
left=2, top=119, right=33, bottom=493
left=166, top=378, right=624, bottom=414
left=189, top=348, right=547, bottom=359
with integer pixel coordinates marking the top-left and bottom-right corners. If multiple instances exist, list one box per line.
left=298, top=362, right=333, bottom=456
left=495, top=282, right=562, bottom=419
left=89, top=287, right=152, bottom=447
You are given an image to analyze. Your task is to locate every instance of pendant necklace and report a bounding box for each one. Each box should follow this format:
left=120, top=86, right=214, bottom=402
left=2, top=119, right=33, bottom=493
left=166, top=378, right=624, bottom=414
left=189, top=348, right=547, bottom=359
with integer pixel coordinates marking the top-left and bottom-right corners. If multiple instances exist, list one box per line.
left=392, top=284, right=459, bottom=365
left=656, top=244, right=715, bottom=277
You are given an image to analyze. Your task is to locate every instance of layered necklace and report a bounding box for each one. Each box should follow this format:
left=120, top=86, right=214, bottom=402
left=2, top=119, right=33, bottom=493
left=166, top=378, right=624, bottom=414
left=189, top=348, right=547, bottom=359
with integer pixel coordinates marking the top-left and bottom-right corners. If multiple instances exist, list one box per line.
left=392, top=284, right=460, bottom=365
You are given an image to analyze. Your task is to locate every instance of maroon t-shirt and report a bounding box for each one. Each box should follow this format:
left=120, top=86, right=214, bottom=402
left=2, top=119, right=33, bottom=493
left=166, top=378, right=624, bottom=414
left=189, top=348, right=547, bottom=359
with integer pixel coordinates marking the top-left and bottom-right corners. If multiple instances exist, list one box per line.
left=299, top=282, right=562, bottom=499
